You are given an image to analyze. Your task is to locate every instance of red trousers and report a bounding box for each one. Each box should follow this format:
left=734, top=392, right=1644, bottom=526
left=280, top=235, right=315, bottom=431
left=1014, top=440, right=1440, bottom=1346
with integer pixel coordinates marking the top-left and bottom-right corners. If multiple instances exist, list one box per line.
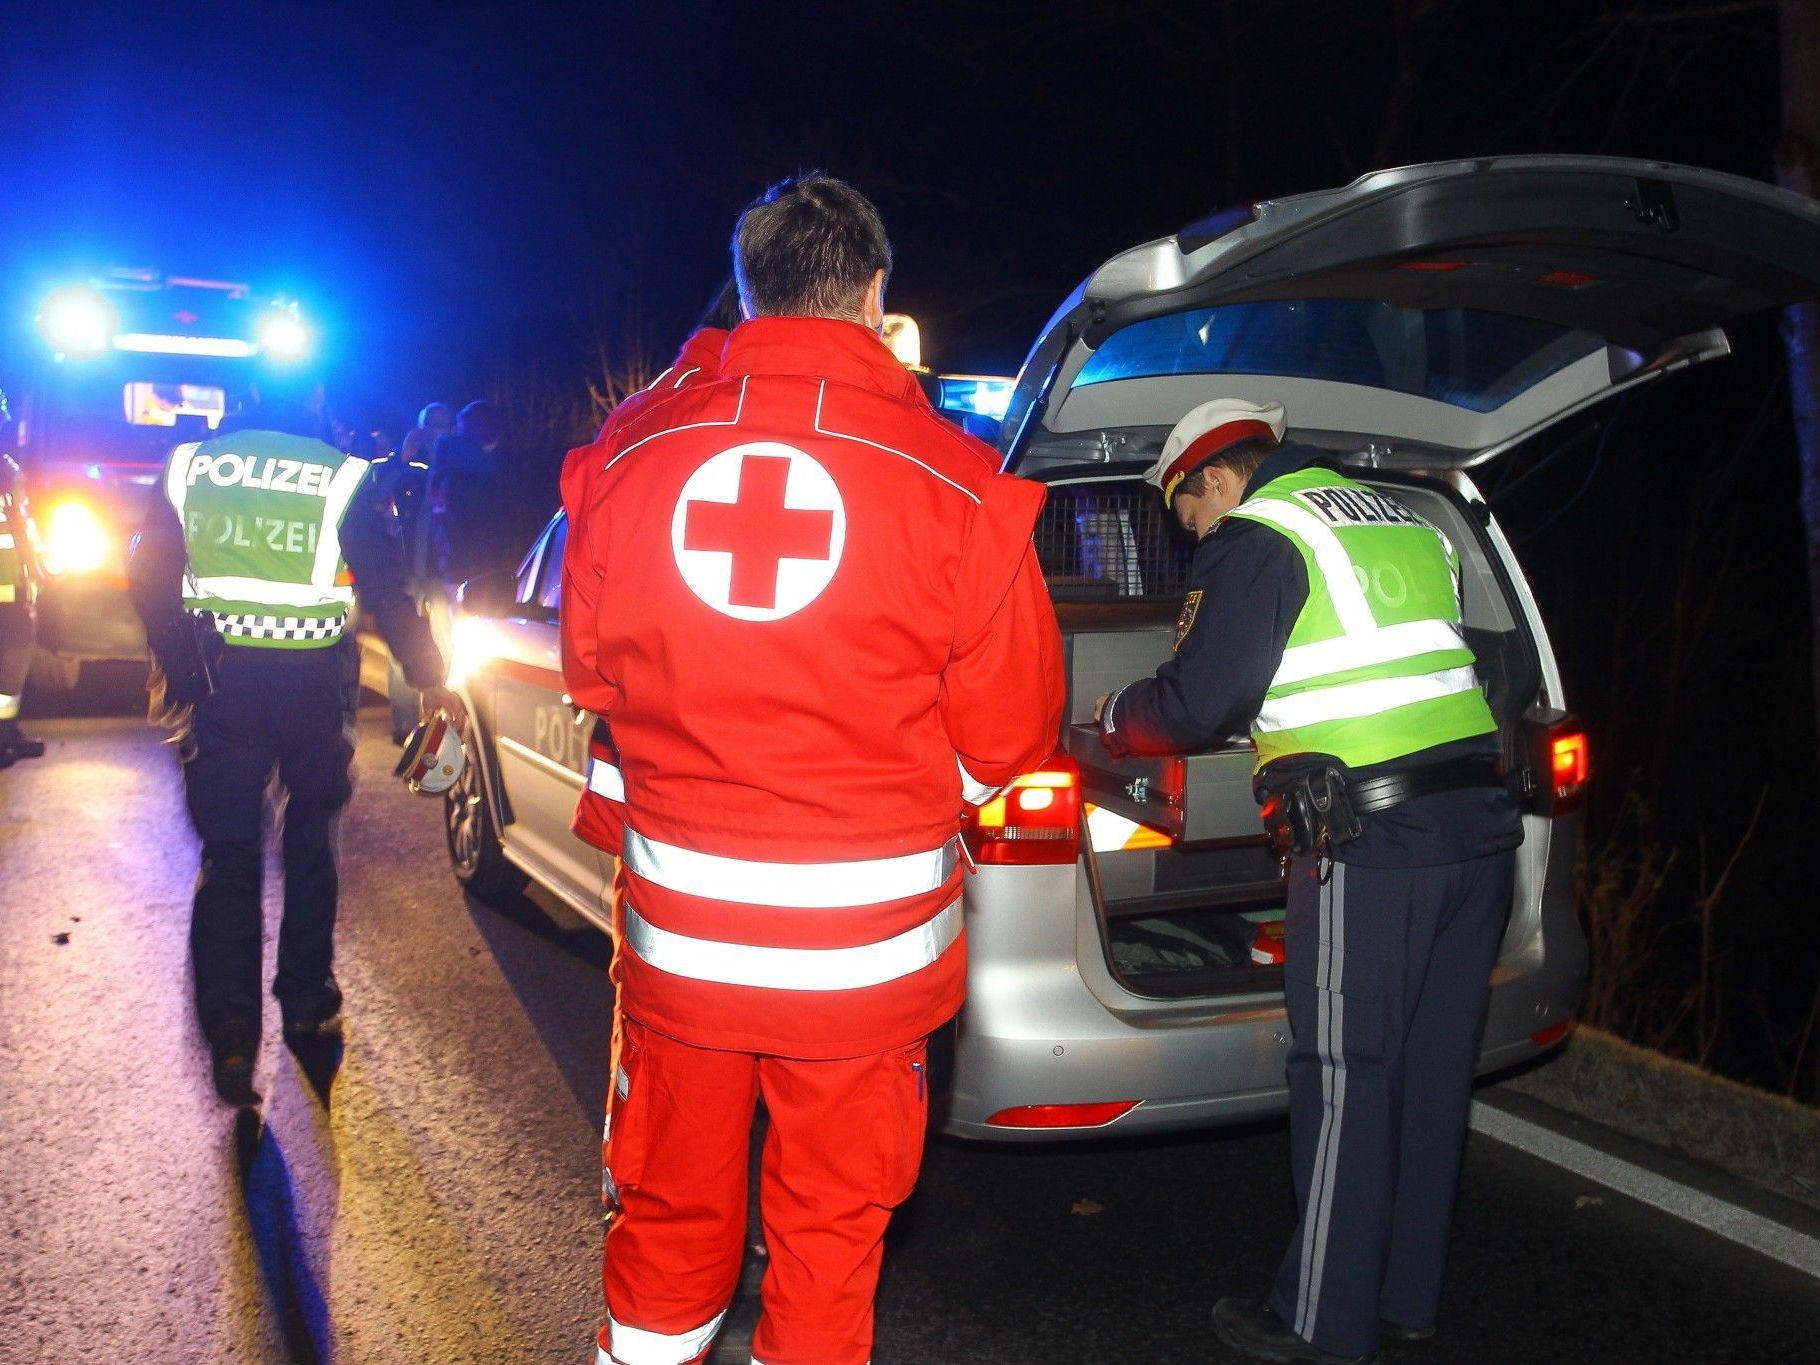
left=597, top=1018, right=929, bottom=1365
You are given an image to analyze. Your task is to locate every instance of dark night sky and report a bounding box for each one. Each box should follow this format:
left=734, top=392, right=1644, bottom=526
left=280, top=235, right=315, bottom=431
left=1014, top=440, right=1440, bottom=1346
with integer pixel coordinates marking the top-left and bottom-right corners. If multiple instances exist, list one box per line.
left=0, top=0, right=1786, bottom=398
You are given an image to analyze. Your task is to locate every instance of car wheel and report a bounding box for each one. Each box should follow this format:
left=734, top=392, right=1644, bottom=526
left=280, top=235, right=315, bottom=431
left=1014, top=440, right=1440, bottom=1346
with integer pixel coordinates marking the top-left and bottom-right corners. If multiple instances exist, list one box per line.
left=27, top=648, right=81, bottom=694
left=444, top=738, right=526, bottom=902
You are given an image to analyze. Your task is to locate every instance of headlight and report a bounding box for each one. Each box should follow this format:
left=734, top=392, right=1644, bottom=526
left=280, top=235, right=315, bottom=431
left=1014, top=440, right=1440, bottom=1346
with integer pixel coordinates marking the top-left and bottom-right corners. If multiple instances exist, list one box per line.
left=444, top=615, right=489, bottom=689
left=43, top=501, right=110, bottom=575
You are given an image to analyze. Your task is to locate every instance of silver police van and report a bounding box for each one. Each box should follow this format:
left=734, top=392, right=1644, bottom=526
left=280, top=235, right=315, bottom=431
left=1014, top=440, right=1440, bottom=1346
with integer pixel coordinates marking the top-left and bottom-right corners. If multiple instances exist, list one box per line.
left=439, top=155, right=1820, bottom=1140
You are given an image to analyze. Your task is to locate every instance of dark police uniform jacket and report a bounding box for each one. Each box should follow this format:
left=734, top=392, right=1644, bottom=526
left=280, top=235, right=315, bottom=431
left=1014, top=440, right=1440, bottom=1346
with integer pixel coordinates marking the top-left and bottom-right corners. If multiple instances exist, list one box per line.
left=1101, top=443, right=1520, bottom=867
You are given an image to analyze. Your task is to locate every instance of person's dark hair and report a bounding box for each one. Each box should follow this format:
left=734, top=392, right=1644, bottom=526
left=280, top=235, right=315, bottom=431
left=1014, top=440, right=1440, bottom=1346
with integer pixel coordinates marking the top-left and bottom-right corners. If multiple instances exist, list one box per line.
left=456, top=400, right=504, bottom=448
left=700, top=276, right=744, bottom=331
left=223, top=375, right=330, bottom=441
left=1177, top=436, right=1277, bottom=499
left=732, top=172, right=892, bottom=320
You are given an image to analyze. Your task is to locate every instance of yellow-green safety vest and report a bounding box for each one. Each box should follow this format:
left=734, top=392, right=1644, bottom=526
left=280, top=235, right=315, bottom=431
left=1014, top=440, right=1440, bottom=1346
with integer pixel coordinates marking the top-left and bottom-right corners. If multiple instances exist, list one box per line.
left=1227, top=467, right=1496, bottom=770
left=163, top=430, right=369, bottom=648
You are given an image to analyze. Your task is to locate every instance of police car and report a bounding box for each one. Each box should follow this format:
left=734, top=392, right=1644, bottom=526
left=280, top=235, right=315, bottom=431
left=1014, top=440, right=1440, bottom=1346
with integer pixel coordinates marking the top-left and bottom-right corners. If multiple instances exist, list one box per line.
left=15, top=268, right=312, bottom=688
left=439, top=155, right=1820, bottom=1140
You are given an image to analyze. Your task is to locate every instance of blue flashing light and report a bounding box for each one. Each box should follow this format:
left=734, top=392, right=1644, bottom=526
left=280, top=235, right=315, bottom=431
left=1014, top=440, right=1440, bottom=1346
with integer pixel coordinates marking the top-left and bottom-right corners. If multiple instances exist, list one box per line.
left=937, top=374, right=1016, bottom=421
left=258, top=308, right=309, bottom=361
left=38, top=288, right=116, bottom=358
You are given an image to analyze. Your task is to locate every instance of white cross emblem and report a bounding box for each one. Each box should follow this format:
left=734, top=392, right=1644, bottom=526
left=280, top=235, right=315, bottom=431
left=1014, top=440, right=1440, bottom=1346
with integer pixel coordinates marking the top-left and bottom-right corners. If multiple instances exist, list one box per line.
left=669, top=442, right=846, bottom=622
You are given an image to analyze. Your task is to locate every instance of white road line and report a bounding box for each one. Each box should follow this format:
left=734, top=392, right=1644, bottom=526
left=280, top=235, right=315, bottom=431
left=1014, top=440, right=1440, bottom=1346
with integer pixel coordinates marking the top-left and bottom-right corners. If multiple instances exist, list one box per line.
left=1470, top=1099, right=1820, bottom=1281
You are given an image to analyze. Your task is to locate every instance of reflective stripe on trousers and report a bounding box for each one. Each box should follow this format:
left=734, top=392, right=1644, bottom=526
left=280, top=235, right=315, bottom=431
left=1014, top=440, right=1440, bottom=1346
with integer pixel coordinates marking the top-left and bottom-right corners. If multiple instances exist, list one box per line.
left=597, top=1309, right=727, bottom=1365
left=1294, top=862, right=1348, bottom=1341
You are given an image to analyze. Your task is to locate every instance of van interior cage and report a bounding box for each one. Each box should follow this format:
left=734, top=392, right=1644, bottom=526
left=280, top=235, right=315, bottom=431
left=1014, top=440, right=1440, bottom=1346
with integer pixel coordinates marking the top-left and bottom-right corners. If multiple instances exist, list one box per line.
left=1033, top=482, right=1195, bottom=601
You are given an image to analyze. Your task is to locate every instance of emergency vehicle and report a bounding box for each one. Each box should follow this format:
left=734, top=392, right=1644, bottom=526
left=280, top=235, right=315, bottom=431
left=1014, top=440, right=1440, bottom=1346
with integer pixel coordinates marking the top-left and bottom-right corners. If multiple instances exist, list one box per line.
left=434, top=156, right=1820, bottom=1139
left=15, top=268, right=312, bottom=688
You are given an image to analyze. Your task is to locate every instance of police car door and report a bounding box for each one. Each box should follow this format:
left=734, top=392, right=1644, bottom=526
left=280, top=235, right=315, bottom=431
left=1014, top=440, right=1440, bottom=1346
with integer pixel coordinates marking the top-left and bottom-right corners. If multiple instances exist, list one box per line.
left=485, top=514, right=614, bottom=922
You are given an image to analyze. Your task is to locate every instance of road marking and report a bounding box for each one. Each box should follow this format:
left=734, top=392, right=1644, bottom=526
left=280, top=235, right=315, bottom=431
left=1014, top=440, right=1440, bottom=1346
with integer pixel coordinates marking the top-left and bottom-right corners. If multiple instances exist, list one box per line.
left=1470, top=1099, right=1820, bottom=1281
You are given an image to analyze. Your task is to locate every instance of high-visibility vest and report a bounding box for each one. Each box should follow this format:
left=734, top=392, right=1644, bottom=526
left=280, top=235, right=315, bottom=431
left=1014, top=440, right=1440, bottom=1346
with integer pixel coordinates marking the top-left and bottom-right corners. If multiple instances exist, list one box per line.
left=1227, top=467, right=1496, bottom=770
left=162, top=430, right=369, bottom=647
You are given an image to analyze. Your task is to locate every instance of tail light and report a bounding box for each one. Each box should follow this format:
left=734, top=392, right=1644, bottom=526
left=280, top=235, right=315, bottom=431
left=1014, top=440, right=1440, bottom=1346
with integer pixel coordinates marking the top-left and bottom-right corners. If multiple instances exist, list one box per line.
left=962, top=758, right=1081, bottom=865
left=1526, top=711, right=1590, bottom=816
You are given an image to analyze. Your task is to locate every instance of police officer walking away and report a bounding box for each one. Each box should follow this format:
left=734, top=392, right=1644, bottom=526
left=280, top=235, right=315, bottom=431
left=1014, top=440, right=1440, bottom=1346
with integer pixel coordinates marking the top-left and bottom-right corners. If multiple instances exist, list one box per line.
left=128, top=379, right=462, bottom=1106
left=1096, top=399, right=1521, bottom=1364
left=370, top=401, right=450, bottom=742
left=566, top=174, right=1064, bottom=1365
left=0, top=390, right=46, bottom=767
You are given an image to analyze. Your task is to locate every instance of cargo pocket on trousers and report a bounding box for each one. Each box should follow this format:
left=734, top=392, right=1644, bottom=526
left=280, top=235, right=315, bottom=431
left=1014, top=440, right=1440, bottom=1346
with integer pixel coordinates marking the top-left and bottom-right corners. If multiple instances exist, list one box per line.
left=871, top=1040, right=931, bottom=1210
left=602, top=1023, right=652, bottom=1215
left=1283, top=933, right=1386, bottom=1067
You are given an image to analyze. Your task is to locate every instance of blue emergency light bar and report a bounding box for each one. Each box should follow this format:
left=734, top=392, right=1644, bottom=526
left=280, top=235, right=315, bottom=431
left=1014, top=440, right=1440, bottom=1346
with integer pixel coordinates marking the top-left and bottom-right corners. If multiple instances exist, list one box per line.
left=35, top=280, right=310, bottom=362
left=113, top=333, right=258, bottom=358
left=936, top=375, right=1016, bottom=421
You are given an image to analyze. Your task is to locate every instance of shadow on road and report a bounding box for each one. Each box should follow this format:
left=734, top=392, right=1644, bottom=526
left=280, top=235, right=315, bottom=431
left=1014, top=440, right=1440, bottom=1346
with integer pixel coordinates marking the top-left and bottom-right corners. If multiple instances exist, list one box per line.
left=463, top=886, right=614, bottom=1122
left=287, top=1035, right=345, bottom=1111
left=235, top=1108, right=332, bottom=1365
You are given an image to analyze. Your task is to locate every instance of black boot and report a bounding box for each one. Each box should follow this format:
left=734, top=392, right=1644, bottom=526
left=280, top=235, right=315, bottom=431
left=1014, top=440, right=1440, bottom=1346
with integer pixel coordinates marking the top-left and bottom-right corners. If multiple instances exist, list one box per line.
left=1211, top=1299, right=1378, bottom=1364
left=0, top=719, right=44, bottom=761
left=209, top=1018, right=262, bottom=1108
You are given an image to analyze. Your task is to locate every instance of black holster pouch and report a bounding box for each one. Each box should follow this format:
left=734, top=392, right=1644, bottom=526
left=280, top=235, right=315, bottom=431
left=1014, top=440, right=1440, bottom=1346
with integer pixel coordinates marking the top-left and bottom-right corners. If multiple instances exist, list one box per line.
left=1262, top=766, right=1363, bottom=863
left=146, top=608, right=223, bottom=708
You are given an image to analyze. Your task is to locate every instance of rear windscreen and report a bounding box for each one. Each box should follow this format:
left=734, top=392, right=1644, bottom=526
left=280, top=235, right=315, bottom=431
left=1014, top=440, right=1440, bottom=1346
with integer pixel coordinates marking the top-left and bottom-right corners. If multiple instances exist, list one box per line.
left=1073, top=300, right=1602, bottom=413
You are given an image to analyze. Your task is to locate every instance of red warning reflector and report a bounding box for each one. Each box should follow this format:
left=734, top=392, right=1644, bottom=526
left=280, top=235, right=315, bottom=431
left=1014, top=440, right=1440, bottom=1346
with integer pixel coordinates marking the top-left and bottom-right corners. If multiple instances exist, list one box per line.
left=1538, top=270, right=1596, bottom=288
left=1530, top=1019, right=1573, bottom=1048
left=985, top=1101, right=1140, bottom=1129
left=1396, top=259, right=1469, bottom=272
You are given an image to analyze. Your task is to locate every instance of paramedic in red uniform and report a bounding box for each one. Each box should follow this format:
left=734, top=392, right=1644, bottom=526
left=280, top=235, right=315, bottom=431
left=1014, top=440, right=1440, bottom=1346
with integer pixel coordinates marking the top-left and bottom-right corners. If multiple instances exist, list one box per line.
left=564, top=173, right=1065, bottom=1365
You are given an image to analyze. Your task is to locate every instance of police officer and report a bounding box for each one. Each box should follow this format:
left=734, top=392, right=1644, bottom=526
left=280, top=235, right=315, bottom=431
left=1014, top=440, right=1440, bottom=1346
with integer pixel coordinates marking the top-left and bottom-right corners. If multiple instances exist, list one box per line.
left=1096, top=398, right=1521, bottom=1364
left=128, top=380, right=462, bottom=1106
left=0, top=390, right=46, bottom=768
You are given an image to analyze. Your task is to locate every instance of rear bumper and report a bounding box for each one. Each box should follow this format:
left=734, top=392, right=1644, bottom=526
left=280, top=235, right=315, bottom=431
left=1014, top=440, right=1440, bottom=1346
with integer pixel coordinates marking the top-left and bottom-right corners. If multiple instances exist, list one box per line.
left=36, top=576, right=147, bottom=662
left=943, top=816, right=1587, bottom=1143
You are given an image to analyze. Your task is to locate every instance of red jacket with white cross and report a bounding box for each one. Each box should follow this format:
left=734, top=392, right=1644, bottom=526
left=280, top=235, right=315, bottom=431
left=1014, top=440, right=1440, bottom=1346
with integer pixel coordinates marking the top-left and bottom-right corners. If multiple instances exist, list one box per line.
left=562, top=316, right=1064, bottom=1056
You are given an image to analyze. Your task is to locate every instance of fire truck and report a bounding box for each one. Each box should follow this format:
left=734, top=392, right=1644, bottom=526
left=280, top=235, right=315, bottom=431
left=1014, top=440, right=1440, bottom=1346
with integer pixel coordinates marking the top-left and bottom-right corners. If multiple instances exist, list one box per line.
left=15, top=268, right=313, bottom=688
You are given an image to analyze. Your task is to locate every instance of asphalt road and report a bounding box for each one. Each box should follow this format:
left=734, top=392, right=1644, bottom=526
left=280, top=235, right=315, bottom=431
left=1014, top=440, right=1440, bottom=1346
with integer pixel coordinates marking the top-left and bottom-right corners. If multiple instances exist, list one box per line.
left=4, top=674, right=1819, bottom=1363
